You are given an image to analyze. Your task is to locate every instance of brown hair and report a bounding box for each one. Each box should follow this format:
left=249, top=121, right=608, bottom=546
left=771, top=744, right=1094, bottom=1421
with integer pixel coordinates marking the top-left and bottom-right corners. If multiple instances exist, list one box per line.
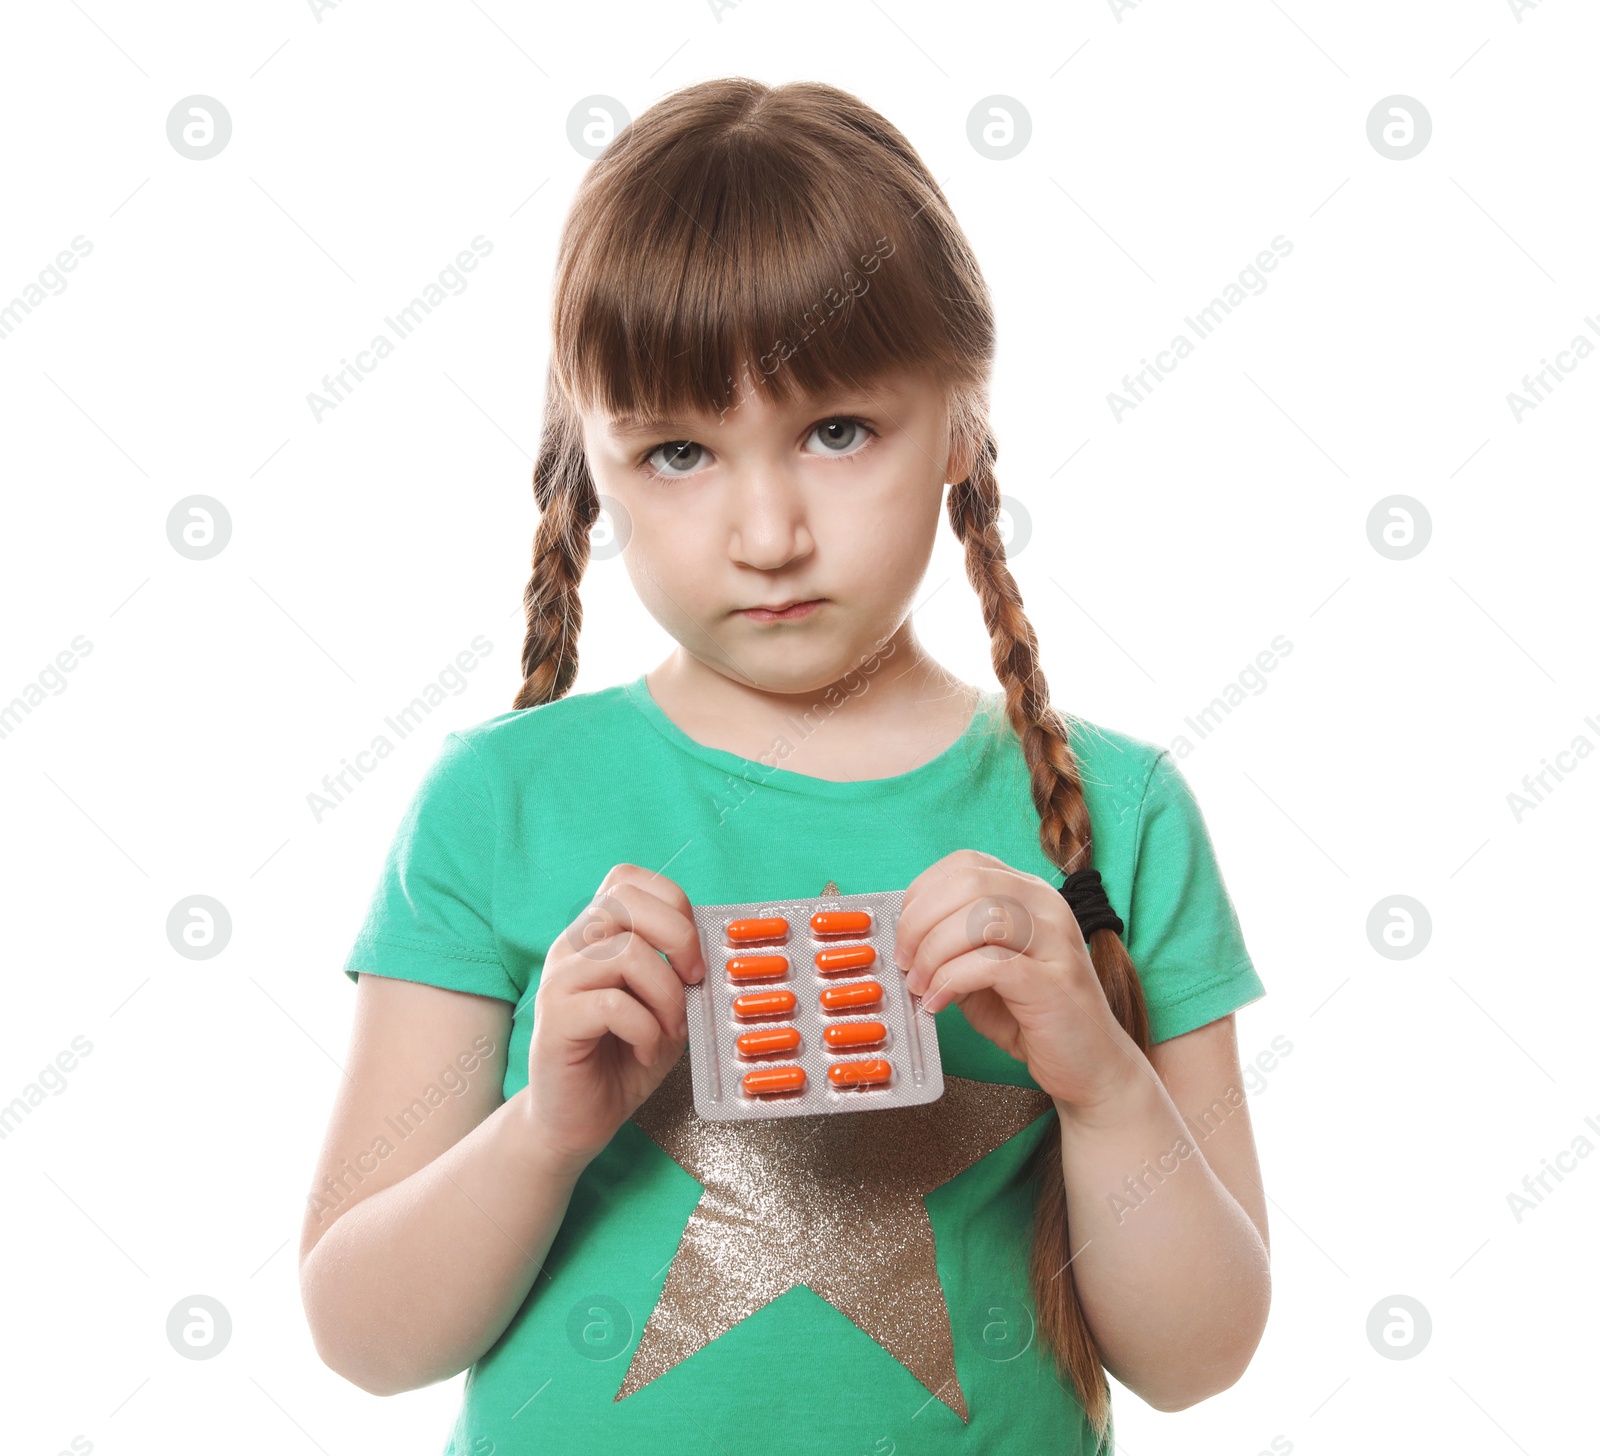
left=514, top=76, right=1151, bottom=1440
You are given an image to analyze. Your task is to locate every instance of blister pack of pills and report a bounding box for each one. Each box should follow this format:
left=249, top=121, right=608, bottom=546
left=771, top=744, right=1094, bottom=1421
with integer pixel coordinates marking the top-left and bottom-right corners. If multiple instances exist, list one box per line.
left=683, top=885, right=945, bottom=1122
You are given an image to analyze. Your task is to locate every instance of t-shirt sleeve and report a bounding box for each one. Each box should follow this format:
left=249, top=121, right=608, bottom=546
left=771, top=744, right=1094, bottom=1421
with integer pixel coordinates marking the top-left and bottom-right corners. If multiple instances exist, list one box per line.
left=341, top=730, right=519, bottom=1003
left=1124, top=749, right=1265, bottom=1044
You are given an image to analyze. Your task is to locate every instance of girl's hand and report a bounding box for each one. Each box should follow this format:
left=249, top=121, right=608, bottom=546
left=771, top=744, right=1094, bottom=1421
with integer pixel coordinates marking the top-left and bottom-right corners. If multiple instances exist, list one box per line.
left=524, top=864, right=706, bottom=1173
left=894, top=850, right=1143, bottom=1115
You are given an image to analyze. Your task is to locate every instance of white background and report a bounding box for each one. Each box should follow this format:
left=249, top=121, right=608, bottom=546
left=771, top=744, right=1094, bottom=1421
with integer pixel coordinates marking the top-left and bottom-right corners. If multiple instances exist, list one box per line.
left=2, top=1, right=1595, bottom=1453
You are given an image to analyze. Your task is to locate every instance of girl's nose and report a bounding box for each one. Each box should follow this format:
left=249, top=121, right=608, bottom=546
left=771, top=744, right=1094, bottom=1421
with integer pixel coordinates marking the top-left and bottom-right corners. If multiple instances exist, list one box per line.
left=727, top=466, right=811, bottom=570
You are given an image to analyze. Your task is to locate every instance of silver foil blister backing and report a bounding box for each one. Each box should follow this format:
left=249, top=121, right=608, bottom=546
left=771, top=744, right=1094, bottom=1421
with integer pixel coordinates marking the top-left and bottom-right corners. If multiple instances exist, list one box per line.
left=684, top=888, right=946, bottom=1122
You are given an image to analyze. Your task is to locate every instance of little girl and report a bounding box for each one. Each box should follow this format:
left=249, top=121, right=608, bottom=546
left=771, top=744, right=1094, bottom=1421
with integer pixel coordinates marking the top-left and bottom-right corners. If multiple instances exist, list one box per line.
left=300, top=77, right=1271, bottom=1455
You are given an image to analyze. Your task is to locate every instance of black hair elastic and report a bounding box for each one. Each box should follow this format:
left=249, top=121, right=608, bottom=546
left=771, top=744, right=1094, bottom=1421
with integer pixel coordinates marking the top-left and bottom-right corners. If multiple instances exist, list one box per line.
left=1058, top=868, right=1125, bottom=939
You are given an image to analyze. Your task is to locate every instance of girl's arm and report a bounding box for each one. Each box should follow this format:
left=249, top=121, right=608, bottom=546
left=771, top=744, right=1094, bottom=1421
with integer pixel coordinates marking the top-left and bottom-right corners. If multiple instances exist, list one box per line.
left=898, top=850, right=1272, bottom=1415
left=298, top=974, right=587, bottom=1396
left=1053, top=1012, right=1271, bottom=1412
left=301, top=865, right=704, bottom=1396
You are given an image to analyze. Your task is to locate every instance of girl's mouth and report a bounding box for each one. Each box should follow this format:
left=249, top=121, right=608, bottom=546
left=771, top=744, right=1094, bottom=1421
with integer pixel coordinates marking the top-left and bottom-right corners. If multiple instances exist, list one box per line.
left=738, top=598, right=826, bottom=623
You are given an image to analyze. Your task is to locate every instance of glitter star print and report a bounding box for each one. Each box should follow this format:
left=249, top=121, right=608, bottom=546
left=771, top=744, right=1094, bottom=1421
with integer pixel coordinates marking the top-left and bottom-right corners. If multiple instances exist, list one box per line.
left=619, top=1047, right=1055, bottom=1421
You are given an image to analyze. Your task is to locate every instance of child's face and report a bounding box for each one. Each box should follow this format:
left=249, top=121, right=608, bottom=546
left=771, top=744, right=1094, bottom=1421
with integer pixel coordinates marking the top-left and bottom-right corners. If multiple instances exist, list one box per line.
left=578, top=366, right=973, bottom=694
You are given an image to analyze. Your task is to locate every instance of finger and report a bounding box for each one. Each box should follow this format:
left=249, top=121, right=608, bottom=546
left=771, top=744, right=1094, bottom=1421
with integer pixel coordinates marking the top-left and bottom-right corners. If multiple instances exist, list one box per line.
left=895, top=850, right=977, bottom=969
left=597, top=862, right=697, bottom=932
left=923, top=940, right=1110, bottom=1033
left=919, top=945, right=1032, bottom=1017
left=897, top=851, right=1034, bottom=968
left=574, top=873, right=707, bottom=986
left=558, top=934, right=692, bottom=1041
left=562, top=985, right=669, bottom=1065
left=902, top=894, right=1040, bottom=996
left=897, top=860, right=1041, bottom=984
left=899, top=849, right=993, bottom=930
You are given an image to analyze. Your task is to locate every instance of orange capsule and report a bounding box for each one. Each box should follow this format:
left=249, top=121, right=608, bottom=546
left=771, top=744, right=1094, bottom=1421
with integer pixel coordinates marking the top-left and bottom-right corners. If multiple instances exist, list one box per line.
left=811, top=909, right=872, bottom=937
left=819, top=980, right=883, bottom=1012
left=736, top=1025, right=802, bottom=1058
left=742, top=1065, right=807, bottom=1097
left=823, top=1019, right=887, bottom=1050
left=815, top=944, right=877, bottom=975
left=727, top=916, right=789, bottom=944
left=731, top=988, right=798, bottom=1019
left=827, top=1058, right=892, bottom=1089
left=726, top=954, right=789, bottom=982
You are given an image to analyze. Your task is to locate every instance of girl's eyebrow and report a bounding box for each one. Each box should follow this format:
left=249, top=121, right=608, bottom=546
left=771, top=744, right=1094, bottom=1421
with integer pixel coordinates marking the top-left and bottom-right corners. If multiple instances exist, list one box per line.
left=606, top=394, right=893, bottom=438
left=605, top=413, right=699, bottom=437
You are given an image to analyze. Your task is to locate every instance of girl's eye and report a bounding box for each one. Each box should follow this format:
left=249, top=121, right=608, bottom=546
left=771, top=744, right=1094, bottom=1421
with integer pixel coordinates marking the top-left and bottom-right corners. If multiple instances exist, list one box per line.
left=805, top=418, right=873, bottom=455
left=639, top=418, right=872, bottom=478
left=643, top=440, right=707, bottom=477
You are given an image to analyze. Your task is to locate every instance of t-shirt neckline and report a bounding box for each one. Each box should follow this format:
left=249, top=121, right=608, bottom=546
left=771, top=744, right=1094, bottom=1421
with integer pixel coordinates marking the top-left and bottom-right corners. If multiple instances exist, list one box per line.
left=622, top=672, right=1006, bottom=798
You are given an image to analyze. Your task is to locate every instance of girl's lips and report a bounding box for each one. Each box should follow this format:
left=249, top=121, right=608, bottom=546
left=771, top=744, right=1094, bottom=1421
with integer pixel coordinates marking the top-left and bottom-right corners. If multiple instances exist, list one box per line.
left=738, top=598, right=825, bottom=622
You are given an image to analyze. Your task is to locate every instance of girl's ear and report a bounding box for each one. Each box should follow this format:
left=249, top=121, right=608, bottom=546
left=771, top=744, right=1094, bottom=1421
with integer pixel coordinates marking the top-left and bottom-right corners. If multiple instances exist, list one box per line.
left=944, top=430, right=978, bottom=486
left=941, top=392, right=984, bottom=485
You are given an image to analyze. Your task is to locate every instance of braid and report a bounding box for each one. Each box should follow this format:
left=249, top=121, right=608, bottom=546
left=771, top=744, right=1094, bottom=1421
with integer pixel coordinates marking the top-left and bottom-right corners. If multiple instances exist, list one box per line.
left=946, top=426, right=1152, bottom=1445
left=513, top=386, right=599, bottom=711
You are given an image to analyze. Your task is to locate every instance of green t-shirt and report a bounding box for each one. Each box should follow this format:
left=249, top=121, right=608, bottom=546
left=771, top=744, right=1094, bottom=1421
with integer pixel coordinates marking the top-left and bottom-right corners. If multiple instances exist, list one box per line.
left=342, top=672, right=1265, bottom=1455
